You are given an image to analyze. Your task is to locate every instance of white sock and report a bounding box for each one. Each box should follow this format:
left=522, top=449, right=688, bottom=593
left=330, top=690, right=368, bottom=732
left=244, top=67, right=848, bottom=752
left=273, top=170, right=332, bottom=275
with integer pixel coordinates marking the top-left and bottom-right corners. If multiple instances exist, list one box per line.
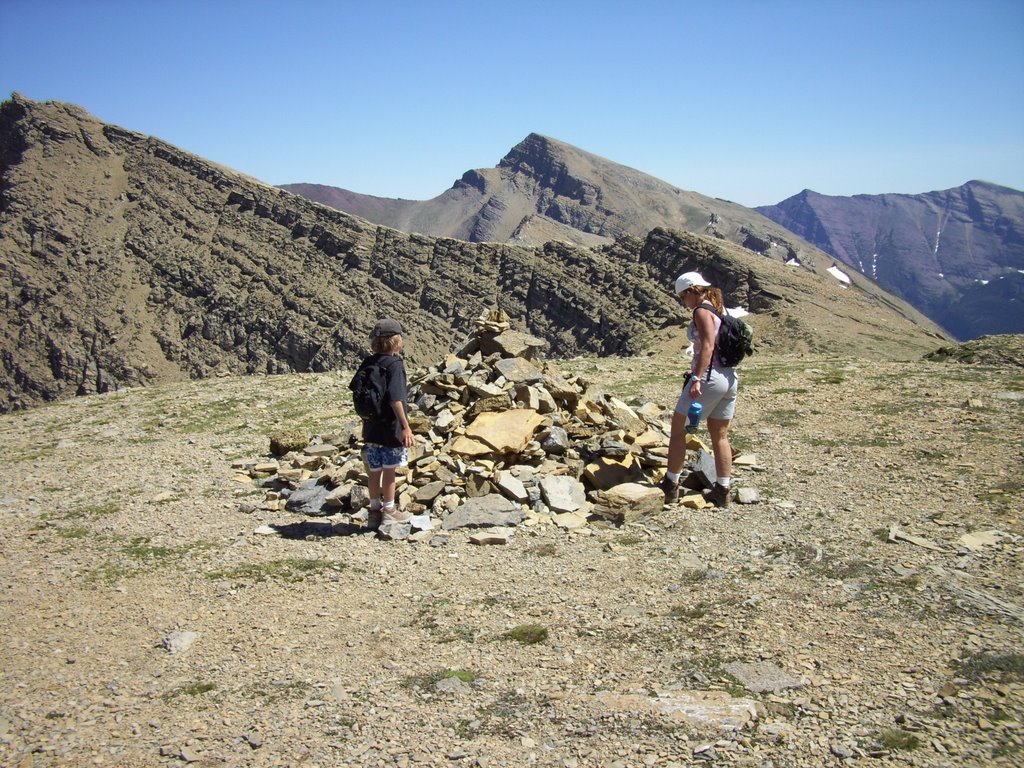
left=666, top=471, right=680, bottom=484
left=718, top=477, right=731, bottom=488
left=382, top=501, right=395, bottom=511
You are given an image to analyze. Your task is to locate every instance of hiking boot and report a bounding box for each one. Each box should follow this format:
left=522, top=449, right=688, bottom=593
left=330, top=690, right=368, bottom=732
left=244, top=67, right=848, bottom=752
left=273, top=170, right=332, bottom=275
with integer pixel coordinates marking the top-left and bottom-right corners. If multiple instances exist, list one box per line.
left=365, top=507, right=383, bottom=530
left=382, top=506, right=412, bottom=524
left=657, top=475, right=679, bottom=505
left=703, top=483, right=732, bottom=508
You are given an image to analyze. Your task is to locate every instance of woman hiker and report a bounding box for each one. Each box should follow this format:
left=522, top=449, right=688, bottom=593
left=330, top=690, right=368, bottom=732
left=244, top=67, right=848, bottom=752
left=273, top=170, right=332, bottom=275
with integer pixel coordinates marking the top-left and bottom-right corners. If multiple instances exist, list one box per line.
left=658, top=271, right=739, bottom=508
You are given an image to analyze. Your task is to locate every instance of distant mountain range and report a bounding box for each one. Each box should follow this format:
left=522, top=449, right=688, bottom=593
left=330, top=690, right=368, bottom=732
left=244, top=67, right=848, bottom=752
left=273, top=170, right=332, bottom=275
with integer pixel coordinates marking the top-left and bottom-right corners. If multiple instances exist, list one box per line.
left=756, top=184, right=1024, bottom=340
left=284, top=138, right=1023, bottom=339
left=0, top=96, right=945, bottom=411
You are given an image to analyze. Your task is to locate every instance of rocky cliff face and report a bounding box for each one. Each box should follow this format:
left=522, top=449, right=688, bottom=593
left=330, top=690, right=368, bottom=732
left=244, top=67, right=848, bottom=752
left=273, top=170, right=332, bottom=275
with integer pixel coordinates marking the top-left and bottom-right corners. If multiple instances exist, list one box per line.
left=0, top=96, right=945, bottom=411
left=756, top=183, right=1024, bottom=338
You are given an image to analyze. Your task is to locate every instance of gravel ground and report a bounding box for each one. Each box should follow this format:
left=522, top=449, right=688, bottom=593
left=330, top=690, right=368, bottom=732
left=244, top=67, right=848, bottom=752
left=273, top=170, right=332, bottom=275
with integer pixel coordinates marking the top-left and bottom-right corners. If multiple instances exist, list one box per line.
left=1, top=348, right=1022, bottom=768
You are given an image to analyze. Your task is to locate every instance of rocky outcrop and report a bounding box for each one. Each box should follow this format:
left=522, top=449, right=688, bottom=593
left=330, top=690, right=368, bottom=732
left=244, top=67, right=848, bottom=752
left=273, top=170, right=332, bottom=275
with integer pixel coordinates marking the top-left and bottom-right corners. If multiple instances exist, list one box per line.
left=0, top=95, right=946, bottom=412
left=756, top=183, right=1024, bottom=338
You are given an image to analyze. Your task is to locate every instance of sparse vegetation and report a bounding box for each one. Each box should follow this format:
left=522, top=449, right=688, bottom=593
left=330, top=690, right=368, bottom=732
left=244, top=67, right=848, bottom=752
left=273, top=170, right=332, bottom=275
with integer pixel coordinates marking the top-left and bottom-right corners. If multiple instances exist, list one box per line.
left=959, top=652, right=1024, bottom=682
left=205, top=558, right=345, bottom=584
left=503, top=624, right=548, bottom=644
left=670, top=602, right=709, bottom=620
left=404, top=668, right=477, bottom=690
left=529, top=542, right=558, bottom=557
left=873, top=728, right=920, bottom=752
left=163, top=681, right=217, bottom=700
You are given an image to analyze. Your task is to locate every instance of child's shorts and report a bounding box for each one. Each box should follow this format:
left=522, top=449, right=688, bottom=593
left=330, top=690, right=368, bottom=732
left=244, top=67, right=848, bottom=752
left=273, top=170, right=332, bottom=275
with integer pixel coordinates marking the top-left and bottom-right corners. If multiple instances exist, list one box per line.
left=362, top=443, right=408, bottom=470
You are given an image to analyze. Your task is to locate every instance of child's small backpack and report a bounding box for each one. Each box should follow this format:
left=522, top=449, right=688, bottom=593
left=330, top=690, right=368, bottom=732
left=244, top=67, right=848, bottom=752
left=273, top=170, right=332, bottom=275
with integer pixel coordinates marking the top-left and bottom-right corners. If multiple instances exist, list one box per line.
left=703, top=306, right=755, bottom=368
left=349, top=359, right=391, bottom=421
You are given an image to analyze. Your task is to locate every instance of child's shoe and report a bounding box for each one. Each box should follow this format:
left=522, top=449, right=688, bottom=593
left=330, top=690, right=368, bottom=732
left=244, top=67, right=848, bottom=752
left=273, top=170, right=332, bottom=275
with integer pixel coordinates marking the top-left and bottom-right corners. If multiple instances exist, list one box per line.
left=382, top=506, right=412, bottom=524
left=366, top=508, right=383, bottom=530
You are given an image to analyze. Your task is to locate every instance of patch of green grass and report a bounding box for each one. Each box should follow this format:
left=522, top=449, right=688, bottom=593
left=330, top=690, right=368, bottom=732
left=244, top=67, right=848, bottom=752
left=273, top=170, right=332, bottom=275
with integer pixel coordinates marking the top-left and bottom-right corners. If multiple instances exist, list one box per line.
left=529, top=542, right=558, bottom=557
left=503, top=624, right=548, bottom=645
left=175, top=396, right=250, bottom=435
left=455, top=690, right=538, bottom=738
left=773, top=387, right=809, bottom=395
left=205, top=558, right=345, bottom=584
left=244, top=679, right=311, bottom=704
left=8, top=440, right=58, bottom=462
left=63, top=501, right=121, bottom=521
left=617, top=533, right=645, bottom=546
left=728, top=431, right=753, bottom=452
left=765, top=408, right=800, bottom=427
left=670, top=602, right=709, bottom=620
left=958, top=652, right=1024, bottom=682
left=56, top=526, right=90, bottom=539
left=735, top=365, right=785, bottom=387
left=404, top=668, right=477, bottom=690
left=720, top=675, right=747, bottom=698
left=85, top=537, right=219, bottom=584
left=873, top=728, right=920, bottom=752
left=813, top=373, right=847, bottom=385
left=672, top=653, right=746, bottom=696
left=994, top=740, right=1022, bottom=759
left=805, top=436, right=842, bottom=447
left=852, top=433, right=896, bottom=448
left=123, top=536, right=175, bottom=560
left=439, top=627, right=477, bottom=644
left=87, top=562, right=135, bottom=584
left=163, top=681, right=217, bottom=700
left=977, top=480, right=1023, bottom=511
left=914, top=447, right=954, bottom=461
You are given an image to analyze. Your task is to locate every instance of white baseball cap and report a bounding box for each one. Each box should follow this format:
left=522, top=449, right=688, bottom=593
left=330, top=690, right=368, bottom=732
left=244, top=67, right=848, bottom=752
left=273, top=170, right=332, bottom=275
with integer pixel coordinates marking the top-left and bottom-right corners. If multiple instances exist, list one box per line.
left=674, top=271, right=711, bottom=294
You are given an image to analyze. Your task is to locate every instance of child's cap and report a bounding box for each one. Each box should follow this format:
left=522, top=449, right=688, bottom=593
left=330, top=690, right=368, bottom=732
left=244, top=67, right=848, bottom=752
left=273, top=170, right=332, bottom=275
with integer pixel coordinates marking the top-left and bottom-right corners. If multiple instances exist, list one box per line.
left=371, top=318, right=404, bottom=338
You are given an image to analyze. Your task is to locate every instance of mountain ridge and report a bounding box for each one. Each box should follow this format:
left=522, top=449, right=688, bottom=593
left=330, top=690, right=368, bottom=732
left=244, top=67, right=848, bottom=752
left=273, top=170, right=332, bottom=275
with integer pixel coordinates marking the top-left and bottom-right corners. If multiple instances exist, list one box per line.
left=285, top=137, right=1023, bottom=339
left=755, top=181, right=1024, bottom=338
left=0, top=95, right=947, bottom=411
left=283, top=133, right=819, bottom=261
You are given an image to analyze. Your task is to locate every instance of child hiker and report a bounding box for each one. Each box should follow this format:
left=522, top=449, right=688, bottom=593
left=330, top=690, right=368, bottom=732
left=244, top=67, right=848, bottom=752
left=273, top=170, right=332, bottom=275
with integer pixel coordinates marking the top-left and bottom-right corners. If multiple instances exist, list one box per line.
left=352, top=318, right=414, bottom=527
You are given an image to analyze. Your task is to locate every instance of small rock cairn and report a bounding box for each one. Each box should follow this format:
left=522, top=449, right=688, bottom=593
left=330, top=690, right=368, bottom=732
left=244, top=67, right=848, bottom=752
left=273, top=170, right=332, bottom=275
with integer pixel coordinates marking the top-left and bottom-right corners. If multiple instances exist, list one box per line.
left=235, top=309, right=722, bottom=542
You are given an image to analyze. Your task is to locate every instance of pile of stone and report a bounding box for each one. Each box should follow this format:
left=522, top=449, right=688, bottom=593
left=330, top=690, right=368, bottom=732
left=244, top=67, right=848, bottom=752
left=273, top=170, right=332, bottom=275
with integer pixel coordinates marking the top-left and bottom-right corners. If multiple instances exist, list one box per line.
left=234, top=309, right=741, bottom=542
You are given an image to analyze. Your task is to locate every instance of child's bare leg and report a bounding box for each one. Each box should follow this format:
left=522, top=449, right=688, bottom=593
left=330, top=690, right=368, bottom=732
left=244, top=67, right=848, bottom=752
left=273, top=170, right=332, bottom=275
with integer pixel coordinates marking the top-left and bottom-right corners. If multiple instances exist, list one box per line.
left=380, top=467, right=397, bottom=505
left=368, top=468, right=383, bottom=503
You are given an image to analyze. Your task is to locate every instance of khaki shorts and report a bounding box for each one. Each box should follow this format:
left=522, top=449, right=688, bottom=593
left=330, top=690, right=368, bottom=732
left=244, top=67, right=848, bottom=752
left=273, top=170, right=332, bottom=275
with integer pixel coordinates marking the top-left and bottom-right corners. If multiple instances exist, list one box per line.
left=674, top=368, right=739, bottom=421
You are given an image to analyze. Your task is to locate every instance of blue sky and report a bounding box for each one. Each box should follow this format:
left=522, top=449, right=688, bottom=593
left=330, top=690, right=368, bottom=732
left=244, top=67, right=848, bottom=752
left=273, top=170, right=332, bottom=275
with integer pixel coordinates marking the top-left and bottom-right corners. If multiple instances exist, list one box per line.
left=2, top=0, right=1022, bottom=207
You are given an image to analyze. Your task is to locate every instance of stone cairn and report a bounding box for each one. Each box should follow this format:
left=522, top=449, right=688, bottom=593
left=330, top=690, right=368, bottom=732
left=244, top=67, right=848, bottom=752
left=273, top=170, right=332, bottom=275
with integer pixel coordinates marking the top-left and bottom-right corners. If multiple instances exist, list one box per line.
left=234, top=309, right=733, bottom=542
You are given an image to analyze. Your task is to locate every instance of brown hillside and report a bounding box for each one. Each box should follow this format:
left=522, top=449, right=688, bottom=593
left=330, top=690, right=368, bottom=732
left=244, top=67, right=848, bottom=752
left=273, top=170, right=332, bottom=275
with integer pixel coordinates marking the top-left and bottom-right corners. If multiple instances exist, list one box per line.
left=0, top=96, right=947, bottom=411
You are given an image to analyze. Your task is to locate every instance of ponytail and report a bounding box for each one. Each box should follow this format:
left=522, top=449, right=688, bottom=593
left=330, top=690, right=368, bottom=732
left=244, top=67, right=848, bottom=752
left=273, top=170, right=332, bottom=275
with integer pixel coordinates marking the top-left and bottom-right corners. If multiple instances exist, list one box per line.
left=707, top=287, right=725, bottom=313
left=694, top=286, right=725, bottom=313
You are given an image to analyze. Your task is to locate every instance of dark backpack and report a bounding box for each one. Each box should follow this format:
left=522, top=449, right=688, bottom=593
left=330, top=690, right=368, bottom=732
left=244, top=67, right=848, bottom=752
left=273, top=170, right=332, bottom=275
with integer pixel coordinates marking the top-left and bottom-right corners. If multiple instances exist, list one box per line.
left=349, top=359, right=393, bottom=421
left=701, top=305, right=755, bottom=368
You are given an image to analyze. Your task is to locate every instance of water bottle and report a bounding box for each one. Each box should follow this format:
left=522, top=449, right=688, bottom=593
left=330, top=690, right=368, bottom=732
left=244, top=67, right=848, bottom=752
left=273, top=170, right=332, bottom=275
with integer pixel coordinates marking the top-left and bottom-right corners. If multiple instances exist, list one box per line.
left=686, top=401, right=703, bottom=430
